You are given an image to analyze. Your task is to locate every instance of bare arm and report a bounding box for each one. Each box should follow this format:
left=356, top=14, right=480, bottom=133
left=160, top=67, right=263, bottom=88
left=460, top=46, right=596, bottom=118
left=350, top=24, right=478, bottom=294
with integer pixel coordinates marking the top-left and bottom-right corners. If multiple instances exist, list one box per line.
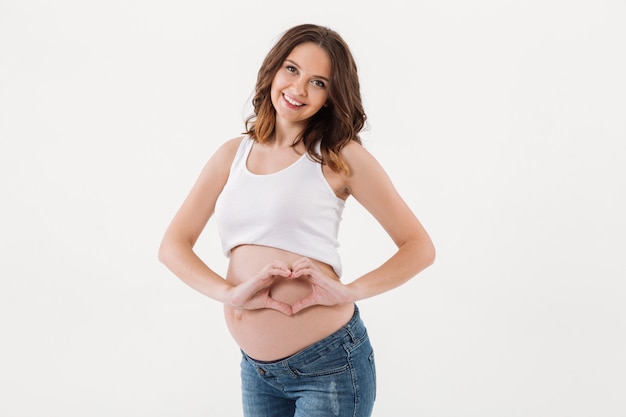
left=158, top=137, right=294, bottom=315
left=343, top=141, right=435, bottom=301
left=157, top=137, right=242, bottom=302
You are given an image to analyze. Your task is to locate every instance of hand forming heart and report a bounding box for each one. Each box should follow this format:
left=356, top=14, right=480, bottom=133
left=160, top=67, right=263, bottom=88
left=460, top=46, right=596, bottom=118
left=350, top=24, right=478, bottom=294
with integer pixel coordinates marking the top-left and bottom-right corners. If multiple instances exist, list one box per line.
left=226, top=257, right=353, bottom=316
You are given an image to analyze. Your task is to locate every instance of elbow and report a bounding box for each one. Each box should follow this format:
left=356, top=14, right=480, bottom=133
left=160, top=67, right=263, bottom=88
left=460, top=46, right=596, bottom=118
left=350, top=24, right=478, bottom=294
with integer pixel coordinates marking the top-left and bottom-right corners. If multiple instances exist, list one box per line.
left=400, top=235, right=436, bottom=274
left=412, top=235, right=436, bottom=270
left=158, top=235, right=194, bottom=268
left=158, top=239, right=173, bottom=266
left=423, top=240, right=436, bottom=268
left=157, top=244, right=167, bottom=265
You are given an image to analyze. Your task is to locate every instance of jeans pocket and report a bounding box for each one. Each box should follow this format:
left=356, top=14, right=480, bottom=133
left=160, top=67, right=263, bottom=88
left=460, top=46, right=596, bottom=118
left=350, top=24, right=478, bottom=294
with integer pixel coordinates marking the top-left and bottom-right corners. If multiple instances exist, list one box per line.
left=291, top=347, right=350, bottom=377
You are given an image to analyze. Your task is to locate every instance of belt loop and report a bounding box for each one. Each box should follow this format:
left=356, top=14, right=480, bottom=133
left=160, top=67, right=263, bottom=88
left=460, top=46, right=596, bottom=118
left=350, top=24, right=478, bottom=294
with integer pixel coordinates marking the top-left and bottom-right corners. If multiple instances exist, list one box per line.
left=345, top=303, right=359, bottom=343
left=345, top=321, right=356, bottom=343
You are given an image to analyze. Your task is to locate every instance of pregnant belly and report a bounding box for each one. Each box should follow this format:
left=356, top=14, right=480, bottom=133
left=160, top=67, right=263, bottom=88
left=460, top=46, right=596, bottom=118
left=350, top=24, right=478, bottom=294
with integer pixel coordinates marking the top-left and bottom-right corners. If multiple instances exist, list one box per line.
left=223, top=245, right=354, bottom=361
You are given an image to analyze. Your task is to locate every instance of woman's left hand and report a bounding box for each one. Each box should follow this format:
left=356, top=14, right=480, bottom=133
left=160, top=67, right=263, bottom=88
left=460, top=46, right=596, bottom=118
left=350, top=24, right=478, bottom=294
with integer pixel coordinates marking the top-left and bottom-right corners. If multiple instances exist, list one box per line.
left=288, top=257, right=354, bottom=314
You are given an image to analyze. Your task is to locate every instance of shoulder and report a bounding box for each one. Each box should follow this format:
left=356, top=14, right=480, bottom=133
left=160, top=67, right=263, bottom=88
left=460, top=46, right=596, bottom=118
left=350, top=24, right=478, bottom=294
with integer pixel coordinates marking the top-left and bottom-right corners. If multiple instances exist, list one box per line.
left=208, top=136, right=246, bottom=168
left=338, top=140, right=396, bottom=199
left=320, top=140, right=387, bottom=198
left=217, top=135, right=247, bottom=156
left=339, top=140, right=384, bottom=178
left=192, top=136, right=247, bottom=187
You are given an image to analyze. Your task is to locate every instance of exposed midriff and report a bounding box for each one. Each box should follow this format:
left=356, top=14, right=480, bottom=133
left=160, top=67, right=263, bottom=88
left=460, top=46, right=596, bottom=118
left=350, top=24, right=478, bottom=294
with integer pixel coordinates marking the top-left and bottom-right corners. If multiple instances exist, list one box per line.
left=223, top=244, right=354, bottom=361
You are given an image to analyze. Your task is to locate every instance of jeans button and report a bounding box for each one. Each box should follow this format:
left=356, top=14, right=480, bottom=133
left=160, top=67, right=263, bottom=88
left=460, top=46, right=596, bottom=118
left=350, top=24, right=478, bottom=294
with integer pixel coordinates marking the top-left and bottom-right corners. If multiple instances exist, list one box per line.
left=257, top=367, right=266, bottom=375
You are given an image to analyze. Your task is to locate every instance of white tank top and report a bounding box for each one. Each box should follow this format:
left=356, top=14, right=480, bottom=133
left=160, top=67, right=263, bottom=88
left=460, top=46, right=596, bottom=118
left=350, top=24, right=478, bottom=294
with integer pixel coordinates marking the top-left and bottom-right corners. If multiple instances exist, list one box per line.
left=214, top=136, right=346, bottom=276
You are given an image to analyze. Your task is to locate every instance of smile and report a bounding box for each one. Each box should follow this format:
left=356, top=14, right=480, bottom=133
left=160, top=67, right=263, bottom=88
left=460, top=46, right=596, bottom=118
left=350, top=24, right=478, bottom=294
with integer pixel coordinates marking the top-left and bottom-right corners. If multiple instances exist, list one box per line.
left=283, top=94, right=304, bottom=107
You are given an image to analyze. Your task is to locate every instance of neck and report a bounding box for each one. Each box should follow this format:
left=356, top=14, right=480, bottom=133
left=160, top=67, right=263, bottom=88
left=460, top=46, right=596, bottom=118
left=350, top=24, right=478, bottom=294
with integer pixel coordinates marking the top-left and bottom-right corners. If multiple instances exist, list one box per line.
left=273, top=118, right=307, bottom=147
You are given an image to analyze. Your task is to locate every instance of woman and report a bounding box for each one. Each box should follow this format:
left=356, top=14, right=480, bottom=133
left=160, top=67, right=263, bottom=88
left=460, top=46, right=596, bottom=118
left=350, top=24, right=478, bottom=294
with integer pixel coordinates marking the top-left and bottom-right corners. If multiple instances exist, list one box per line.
left=159, top=23, right=435, bottom=417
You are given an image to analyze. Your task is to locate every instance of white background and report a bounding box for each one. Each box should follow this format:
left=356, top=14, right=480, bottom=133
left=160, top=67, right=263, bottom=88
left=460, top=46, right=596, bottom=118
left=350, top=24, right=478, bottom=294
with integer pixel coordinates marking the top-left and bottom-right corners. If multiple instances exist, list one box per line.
left=1, top=0, right=625, bottom=416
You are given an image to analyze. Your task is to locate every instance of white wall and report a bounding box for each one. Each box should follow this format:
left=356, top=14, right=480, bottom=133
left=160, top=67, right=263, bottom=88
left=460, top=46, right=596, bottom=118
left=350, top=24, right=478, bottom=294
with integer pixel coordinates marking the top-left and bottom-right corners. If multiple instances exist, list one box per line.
left=1, top=0, right=624, bottom=416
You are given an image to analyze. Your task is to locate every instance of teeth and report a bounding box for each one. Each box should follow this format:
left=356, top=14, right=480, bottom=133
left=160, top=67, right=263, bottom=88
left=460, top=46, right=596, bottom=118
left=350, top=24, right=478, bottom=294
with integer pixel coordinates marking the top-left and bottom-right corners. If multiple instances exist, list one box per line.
left=284, top=95, right=303, bottom=106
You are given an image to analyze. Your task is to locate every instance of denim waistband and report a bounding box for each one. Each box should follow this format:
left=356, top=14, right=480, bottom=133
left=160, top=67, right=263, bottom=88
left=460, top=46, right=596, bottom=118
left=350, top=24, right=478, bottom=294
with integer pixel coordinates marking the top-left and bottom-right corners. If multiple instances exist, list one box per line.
left=241, top=304, right=363, bottom=376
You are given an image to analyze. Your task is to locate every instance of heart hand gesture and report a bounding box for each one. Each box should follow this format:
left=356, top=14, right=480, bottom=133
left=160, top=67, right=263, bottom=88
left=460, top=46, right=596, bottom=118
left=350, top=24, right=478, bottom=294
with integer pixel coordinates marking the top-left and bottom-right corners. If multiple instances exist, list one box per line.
left=225, top=260, right=294, bottom=316
left=288, top=257, right=353, bottom=315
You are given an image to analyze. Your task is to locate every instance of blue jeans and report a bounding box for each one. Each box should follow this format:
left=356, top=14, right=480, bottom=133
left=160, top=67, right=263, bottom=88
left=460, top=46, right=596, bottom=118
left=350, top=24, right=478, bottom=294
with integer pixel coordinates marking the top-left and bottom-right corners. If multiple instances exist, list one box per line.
left=240, top=304, right=376, bottom=417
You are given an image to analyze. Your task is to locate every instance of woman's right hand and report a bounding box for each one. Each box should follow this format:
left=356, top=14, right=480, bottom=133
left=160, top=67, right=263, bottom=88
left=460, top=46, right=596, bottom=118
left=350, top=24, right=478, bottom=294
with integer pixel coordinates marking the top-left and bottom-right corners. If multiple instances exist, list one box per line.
left=225, top=260, right=294, bottom=316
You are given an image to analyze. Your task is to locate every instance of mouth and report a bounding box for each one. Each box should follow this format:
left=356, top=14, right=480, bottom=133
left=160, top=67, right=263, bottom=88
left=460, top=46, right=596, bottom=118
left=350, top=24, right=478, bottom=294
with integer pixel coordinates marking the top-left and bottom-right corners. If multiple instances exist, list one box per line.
left=283, top=94, right=304, bottom=107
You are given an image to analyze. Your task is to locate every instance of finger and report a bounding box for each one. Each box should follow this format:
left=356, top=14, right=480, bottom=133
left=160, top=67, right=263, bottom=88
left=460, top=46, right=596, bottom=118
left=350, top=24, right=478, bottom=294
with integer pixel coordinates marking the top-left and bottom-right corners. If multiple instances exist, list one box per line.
left=231, top=276, right=277, bottom=305
left=266, top=298, right=293, bottom=316
left=289, top=267, right=315, bottom=278
left=257, top=265, right=292, bottom=281
left=265, top=266, right=292, bottom=278
left=271, top=259, right=292, bottom=271
left=290, top=261, right=318, bottom=278
left=291, top=295, right=316, bottom=315
left=228, top=284, right=266, bottom=307
left=270, top=259, right=293, bottom=273
left=291, top=257, right=313, bottom=270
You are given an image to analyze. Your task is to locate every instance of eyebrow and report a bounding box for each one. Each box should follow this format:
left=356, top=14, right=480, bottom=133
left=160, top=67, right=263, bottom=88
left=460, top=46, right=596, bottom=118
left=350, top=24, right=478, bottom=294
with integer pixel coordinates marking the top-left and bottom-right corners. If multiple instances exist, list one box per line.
left=285, top=59, right=330, bottom=82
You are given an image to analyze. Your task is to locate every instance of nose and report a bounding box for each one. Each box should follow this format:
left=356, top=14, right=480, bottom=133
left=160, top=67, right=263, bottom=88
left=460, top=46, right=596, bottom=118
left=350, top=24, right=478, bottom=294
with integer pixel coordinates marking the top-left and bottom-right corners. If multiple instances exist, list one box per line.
left=291, top=77, right=307, bottom=96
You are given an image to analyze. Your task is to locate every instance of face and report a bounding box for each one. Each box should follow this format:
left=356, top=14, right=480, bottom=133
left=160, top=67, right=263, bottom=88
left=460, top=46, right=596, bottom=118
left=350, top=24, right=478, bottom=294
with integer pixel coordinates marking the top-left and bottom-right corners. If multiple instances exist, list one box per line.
left=270, top=42, right=331, bottom=126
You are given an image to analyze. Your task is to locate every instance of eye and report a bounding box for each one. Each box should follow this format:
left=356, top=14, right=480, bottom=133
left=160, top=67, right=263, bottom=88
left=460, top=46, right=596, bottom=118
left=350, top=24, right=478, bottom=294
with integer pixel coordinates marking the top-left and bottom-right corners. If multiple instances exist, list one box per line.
left=312, top=79, right=326, bottom=88
left=286, top=65, right=297, bottom=74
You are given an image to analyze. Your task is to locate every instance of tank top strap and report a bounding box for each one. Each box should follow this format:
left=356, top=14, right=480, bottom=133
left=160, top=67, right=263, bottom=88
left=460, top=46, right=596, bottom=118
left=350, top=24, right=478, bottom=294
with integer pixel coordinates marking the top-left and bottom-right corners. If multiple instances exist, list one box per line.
left=228, top=136, right=254, bottom=177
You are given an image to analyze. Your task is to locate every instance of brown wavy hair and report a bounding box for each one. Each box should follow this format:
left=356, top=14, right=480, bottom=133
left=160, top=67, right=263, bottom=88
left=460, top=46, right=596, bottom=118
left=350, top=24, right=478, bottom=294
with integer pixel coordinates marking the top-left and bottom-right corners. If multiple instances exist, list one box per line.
left=244, top=24, right=366, bottom=174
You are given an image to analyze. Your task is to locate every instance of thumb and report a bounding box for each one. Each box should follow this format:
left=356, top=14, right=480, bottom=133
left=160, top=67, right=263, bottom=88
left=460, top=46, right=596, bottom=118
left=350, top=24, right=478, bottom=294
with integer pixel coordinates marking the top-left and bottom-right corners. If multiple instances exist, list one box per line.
left=267, top=297, right=293, bottom=316
left=291, top=295, right=316, bottom=315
